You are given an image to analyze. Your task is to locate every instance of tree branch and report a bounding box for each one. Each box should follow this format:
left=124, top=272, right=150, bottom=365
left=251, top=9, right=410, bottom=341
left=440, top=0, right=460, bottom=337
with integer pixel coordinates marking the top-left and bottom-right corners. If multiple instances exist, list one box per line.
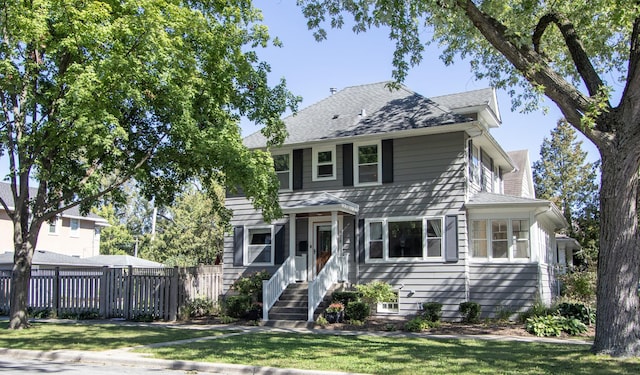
left=455, top=0, right=607, bottom=148
left=532, top=12, right=605, bottom=97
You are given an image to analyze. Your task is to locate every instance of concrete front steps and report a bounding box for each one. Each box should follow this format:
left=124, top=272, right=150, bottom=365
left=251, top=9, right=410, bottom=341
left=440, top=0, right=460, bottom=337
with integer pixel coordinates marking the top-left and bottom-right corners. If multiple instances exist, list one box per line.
left=262, top=282, right=343, bottom=328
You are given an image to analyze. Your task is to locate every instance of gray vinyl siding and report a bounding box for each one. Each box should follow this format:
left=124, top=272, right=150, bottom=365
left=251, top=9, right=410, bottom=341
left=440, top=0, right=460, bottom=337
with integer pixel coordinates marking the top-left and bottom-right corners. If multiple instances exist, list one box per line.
left=224, top=132, right=470, bottom=309
left=468, top=263, right=539, bottom=317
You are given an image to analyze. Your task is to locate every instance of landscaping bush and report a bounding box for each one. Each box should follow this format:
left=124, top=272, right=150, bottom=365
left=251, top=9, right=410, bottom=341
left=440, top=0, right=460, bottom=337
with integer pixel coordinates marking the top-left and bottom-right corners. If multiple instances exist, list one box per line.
left=345, top=300, right=370, bottom=321
left=404, top=317, right=430, bottom=332
left=223, top=295, right=252, bottom=318
left=421, top=302, right=443, bottom=323
left=556, top=302, right=595, bottom=325
left=494, top=304, right=514, bottom=322
left=179, top=296, right=216, bottom=320
left=355, top=281, right=397, bottom=306
left=331, top=291, right=361, bottom=306
left=459, top=302, right=481, bottom=323
left=559, top=267, right=596, bottom=305
left=232, top=270, right=270, bottom=302
left=525, top=315, right=588, bottom=337
left=525, top=315, right=564, bottom=337
left=517, top=299, right=554, bottom=323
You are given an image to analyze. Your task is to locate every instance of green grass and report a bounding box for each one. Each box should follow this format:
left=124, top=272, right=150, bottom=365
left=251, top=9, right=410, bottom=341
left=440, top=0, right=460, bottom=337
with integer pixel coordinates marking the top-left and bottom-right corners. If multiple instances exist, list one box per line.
left=137, top=332, right=640, bottom=375
left=0, top=322, right=229, bottom=351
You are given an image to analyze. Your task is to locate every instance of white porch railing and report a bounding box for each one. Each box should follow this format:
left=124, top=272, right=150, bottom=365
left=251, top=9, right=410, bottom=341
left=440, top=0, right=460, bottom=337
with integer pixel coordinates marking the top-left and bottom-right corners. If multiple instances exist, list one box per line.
left=308, top=252, right=345, bottom=322
left=262, top=255, right=296, bottom=321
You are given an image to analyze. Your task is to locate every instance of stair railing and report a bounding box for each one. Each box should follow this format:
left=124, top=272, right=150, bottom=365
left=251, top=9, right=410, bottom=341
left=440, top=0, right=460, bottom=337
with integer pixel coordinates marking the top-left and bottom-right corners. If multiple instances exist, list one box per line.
left=307, top=252, right=342, bottom=321
left=262, top=255, right=296, bottom=321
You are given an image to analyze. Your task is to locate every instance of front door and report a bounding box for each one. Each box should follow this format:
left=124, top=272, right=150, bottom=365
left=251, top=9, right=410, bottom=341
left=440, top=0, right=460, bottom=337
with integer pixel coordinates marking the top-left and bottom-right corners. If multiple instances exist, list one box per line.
left=314, top=223, right=332, bottom=275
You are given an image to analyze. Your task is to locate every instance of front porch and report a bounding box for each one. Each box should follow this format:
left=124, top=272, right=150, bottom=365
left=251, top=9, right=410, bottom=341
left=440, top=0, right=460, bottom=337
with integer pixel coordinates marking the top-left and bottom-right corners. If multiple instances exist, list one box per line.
left=262, top=193, right=358, bottom=322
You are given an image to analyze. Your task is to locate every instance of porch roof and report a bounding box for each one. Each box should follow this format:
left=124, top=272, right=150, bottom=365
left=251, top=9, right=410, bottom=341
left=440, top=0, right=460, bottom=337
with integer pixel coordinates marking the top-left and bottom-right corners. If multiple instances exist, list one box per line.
left=281, top=192, right=359, bottom=215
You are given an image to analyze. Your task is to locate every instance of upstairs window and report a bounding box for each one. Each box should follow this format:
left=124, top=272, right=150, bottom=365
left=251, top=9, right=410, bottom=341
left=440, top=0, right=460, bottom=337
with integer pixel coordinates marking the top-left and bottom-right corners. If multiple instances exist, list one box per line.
left=70, top=218, right=80, bottom=237
left=273, top=153, right=291, bottom=191
left=313, top=146, right=336, bottom=181
left=468, top=142, right=480, bottom=185
left=48, top=217, right=59, bottom=235
left=355, top=141, right=381, bottom=185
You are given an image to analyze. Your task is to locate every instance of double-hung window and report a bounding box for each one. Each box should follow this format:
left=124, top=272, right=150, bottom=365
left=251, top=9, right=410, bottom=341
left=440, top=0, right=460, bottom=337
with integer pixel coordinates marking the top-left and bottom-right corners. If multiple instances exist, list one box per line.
left=70, top=218, right=80, bottom=237
left=273, top=153, right=291, bottom=191
left=244, top=226, right=274, bottom=266
left=365, top=217, right=443, bottom=262
left=470, top=218, right=530, bottom=261
left=468, top=142, right=480, bottom=185
left=355, top=141, right=381, bottom=185
left=313, top=146, right=336, bottom=181
left=48, top=217, right=59, bottom=235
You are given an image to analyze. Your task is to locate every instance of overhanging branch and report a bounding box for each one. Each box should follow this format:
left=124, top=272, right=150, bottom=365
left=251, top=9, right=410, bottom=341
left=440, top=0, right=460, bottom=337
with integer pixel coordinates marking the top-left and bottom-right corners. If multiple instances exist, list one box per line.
left=532, top=12, right=604, bottom=97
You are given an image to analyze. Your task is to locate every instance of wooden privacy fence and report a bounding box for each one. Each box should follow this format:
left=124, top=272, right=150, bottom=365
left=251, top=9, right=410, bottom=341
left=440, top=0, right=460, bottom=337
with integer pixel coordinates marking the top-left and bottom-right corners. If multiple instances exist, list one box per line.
left=0, top=265, right=222, bottom=321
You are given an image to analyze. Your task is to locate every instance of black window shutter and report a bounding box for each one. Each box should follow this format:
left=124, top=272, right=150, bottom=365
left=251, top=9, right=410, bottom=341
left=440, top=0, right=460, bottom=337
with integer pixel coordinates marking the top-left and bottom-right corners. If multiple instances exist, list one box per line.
left=382, top=139, right=394, bottom=183
left=274, top=225, right=286, bottom=264
left=293, top=149, right=303, bottom=190
left=233, top=226, right=244, bottom=266
left=358, top=218, right=365, bottom=264
left=343, top=143, right=354, bottom=186
left=444, top=216, right=459, bottom=262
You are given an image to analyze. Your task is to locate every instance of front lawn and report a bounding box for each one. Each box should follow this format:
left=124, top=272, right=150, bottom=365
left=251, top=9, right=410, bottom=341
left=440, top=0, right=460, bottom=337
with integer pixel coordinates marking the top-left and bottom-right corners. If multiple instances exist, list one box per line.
left=137, top=332, right=640, bottom=375
left=0, top=322, right=228, bottom=351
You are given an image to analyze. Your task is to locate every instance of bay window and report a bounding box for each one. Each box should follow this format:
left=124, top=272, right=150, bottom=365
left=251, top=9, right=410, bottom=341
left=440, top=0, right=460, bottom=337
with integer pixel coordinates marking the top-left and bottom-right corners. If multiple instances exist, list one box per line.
left=470, top=218, right=530, bottom=261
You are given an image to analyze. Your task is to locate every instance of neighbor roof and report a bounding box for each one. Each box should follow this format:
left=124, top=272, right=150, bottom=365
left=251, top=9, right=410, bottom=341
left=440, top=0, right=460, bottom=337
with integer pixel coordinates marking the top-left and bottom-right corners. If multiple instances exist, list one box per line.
left=0, top=182, right=107, bottom=223
left=244, top=81, right=482, bottom=149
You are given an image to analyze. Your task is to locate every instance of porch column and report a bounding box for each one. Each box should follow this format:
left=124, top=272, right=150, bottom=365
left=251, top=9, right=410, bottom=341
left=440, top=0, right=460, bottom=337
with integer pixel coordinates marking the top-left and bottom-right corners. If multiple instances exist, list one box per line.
left=331, top=211, right=338, bottom=255
left=290, top=213, right=296, bottom=260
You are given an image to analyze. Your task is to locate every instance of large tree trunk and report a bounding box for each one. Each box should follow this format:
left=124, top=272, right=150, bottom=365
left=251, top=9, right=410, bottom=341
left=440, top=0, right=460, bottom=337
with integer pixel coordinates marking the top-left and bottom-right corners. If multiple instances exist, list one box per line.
left=593, top=149, right=640, bottom=356
left=9, top=240, right=34, bottom=329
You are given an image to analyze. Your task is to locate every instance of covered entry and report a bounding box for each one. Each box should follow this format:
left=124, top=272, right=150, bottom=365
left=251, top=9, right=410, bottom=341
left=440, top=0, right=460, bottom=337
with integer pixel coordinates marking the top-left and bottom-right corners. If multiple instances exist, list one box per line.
left=281, top=192, right=358, bottom=283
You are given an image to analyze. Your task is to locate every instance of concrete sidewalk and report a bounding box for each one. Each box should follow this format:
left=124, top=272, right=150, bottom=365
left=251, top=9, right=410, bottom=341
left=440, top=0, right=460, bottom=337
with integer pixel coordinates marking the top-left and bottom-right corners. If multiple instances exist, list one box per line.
left=0, top=319, right=592, bottom=375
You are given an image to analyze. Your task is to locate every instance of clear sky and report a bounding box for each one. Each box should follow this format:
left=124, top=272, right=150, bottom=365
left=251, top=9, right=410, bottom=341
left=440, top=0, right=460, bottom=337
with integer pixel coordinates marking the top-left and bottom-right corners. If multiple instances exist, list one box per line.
left=244, top=0, right=601, bottom=164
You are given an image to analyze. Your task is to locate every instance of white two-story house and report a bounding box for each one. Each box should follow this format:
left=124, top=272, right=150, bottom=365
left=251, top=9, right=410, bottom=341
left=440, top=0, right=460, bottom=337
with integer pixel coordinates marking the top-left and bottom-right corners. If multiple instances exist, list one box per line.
left=224, top=82, right=566, bottom=322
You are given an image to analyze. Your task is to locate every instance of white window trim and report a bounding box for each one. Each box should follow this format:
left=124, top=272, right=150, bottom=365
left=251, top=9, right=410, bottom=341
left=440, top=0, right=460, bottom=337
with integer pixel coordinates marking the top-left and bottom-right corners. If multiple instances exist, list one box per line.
left=48, top=217, right=60, bottom=235
left=364, top=216, right=444, bottom=263
left=273, top=151, right=292, bottom=192
left=312, top=145, right=336, bottom=181
left=354, top=140, right=382, bottom=187
left=469, top=218, right=532, bottom=263
left=243, top=225, right=275, bottom=266
left=70, top=218, right=80, bottom=238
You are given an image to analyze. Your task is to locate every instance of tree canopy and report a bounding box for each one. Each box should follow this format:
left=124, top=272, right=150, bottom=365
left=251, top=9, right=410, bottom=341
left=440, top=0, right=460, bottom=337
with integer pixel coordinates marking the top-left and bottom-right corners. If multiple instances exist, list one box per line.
left=1, top=0, right=299, bottom=329
left=299, top=0, right=640, bottom=356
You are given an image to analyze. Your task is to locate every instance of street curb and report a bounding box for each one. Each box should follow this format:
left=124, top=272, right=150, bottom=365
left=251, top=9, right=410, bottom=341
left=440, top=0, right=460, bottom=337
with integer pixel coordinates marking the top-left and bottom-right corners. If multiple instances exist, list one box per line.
left=0, top=348, right=368, bottom=375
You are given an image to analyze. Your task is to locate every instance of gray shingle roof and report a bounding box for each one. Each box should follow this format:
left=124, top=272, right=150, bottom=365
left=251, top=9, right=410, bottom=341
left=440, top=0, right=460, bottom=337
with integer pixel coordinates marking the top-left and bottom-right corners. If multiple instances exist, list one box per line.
left=0, top=182, right=106, bottom=222
left=0, top=250, right=99, bottom=267
left=430, top=88, right=495, bottom=111
left=244, top=82, right=486, bottom=149
left=503, top=150, right=530, bottom=197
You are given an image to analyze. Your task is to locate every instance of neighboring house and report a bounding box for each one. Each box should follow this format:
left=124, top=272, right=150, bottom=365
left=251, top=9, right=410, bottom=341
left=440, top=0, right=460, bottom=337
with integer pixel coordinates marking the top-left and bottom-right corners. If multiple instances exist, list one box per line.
left=0, top=182, right=109, bottom=257
left=224, top=82, right=567, bottom=321
left=0, top=251, right=164, bottom=271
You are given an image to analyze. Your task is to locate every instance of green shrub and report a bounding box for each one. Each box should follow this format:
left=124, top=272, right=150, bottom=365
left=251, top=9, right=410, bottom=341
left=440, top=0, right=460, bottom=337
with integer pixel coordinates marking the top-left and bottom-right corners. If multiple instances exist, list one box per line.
left=459, top=301, right=481, bottom=323
left=179, top=296, right=216, bottom=320
left=404, top=317, right=430, bottom=332
left=421, top=302, right=443, bottom=323
left=525, top=315, right=564, bottom=337
left=331, top=291, right=361, bottom=306
left=355, top=281, right=397, bottom=306
left=345, top=300, right=370, bottom=321
left=562, top=317, right=588, bottom=335
left=494, top=304, right=513, bottom=322
left=556, top=302, right=595, bottom=325
left=316, top=315, right=329, bottom=327
left=559, top=268, right=597, bottom=304
left=517, top=299, right=553, bottom=323
left=348, top=319, right=365, bottom=327
left=223, top=295, right=252, bottom=318
left=232, top=270, right=271, bottom=302
left=525, top=315, right=588, bottom=337
left=28, top=308, right=53, bottom=319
